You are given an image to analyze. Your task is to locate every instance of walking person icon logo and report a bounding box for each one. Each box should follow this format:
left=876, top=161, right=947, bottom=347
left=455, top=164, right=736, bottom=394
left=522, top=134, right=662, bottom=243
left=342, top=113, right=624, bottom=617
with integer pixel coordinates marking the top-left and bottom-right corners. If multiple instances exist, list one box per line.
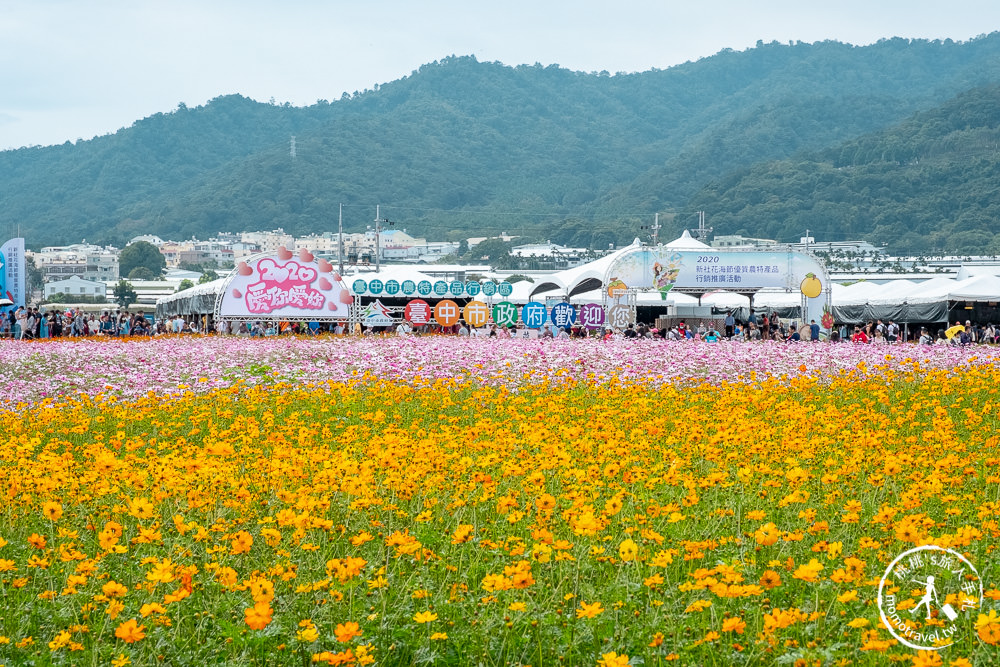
left=878, top=545, right=983, bottom=651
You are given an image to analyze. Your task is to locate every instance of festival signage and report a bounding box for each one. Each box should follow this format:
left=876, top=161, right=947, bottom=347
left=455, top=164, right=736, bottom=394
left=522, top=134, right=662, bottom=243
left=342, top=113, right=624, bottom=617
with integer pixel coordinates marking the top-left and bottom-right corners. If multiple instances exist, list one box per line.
left=368, top=279, right=384, bottom=295
left=465, top=281, right=481, bottom=296
left=384, top=279, right=400, bottom=295
left=433, top=281, right=449, bottom=296
left=481, top=281, right=497, bottom=297
left=1, top=238, right=25, bottom=309
left=463, top=301, right=490, bottom=327
left=522, top=301, right=547, bottom=329
left=361, top=299, right=394, bottom=326
left=605, top=248, right=831, bottom=325
left=401, top=280, right=416, bottom=295
left=404, top=299, right=431, bottom=325
left=217, top=247, right=353, bottom=318
left=492, top=301, right=517, bottom=327
left=497, top=281, right=514, bottom=297
left=352, top=279, right=367, bottom=294
left=417, top=280, right=432, bottom=296
left=449, top=281, right=464, bottom=297
left=433, top=299, right=460, bottom=327
left=578, top=303, right=606, bottom=329
left=607, top=304, right=632, bottom=330
left=550, top=302, right=576, bottom=328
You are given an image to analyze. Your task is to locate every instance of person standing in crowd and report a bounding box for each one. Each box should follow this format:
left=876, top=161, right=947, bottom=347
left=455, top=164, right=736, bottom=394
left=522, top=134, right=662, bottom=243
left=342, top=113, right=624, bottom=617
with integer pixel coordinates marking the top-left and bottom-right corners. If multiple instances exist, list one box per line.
left=724, top=311, right=735, bottom=338
left=919, top=327, right=934, bottom=345
left=887, top=320, right=899, bottom=344
left=809, top=319, right=820, bottom=342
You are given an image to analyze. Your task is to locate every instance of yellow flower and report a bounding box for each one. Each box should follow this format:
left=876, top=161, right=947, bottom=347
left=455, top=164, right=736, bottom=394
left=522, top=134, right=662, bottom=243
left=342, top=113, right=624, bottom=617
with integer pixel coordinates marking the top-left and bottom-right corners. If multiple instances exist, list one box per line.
left=576, top=601, right=604, bottom=619
left=618, top=538, right=639, bottom=562
left=837, top=590, right=858, bottom=603
left=792, top=558, right=824, bottom=582
left=430, top=632, right=448, bottom=640
left=597, top=651, right=630, bottom=667
left=413, top=611, right=438, bottom=624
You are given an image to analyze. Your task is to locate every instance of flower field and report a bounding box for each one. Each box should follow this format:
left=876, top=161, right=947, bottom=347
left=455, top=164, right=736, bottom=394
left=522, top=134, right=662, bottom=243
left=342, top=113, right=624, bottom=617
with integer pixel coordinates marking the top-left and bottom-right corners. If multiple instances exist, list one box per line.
left=1, top=338, right=999, bottom=666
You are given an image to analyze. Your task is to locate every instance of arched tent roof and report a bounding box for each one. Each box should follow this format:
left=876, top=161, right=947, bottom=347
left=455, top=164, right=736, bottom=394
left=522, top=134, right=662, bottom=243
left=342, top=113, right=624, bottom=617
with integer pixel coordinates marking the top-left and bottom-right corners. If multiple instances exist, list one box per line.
left=533, top=238, right=643, bottom=298
left=155, top=277, right=228, bottom=319
left=663, top=230, right=711, bottom=250
left=947, top=274, right=1000, bottom=300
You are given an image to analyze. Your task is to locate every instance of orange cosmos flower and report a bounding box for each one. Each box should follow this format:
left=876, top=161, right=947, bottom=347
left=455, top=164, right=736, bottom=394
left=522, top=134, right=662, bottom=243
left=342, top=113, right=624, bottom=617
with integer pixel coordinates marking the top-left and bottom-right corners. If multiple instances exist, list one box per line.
left=42, top=501, right=63, bottom=521
left=335, top=621, right=362, bottom=642
left=114, top=619, right=146, bottom=643
left=244, top=602, right=273, bottom=630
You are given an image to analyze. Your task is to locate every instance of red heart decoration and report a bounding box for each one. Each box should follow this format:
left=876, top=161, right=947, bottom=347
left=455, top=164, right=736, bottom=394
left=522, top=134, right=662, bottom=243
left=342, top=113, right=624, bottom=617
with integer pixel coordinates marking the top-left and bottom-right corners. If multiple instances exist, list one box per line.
left=237, top=262, right=253, bottom=276
left=318, top=277, right=332, bottom=291
left=317, top=258, right=333, bottom=273
left=339, top=290, right=354, bottom=305
left=332, top=272, right=342, bottom=282
left=277, top=246, right=293, bottom=260
left=298, top=248, right=315, bottom=263
left=232, top=288, right=242, bottom=298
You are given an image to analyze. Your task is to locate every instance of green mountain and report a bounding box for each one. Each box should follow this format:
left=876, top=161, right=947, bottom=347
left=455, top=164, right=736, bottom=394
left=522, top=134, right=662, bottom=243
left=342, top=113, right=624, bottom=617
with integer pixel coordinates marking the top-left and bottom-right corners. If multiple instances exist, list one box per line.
left=3, top=35, right=1000, bottom=250
left=688, top=84, right=1000, bottom=254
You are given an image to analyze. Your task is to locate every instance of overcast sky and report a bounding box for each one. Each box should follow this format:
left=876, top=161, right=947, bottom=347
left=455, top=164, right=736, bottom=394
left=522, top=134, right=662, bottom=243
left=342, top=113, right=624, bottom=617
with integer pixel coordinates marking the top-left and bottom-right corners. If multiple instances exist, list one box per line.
left=1, top=0, right=998, bottom=151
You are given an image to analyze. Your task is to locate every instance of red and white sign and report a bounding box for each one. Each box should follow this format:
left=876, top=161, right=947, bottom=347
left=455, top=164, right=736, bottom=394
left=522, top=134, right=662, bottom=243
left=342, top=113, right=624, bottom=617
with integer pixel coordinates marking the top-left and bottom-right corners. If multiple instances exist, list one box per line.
left=218, top=248, right=353, bottom=318
left=404, top=299, right=431, bottom=325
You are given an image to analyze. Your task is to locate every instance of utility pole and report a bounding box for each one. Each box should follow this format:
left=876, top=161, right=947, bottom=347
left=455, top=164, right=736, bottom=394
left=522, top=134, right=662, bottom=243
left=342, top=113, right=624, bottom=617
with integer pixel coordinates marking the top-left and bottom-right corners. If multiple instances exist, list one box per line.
left=690, top=211, right=713, bottom=242
left=374, top=205, right=393, bottom=273
left=640, top=213, right=662, bottom=245
left=338, top=203, right=344, bottom=275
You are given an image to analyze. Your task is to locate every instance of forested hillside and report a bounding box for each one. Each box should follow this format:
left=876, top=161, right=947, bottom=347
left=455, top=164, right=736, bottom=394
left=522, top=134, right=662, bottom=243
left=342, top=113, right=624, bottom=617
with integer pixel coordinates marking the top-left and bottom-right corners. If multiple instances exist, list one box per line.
left=2, top=35, right=1000, bottom=250
left=688, top=84, right=1000, bottom=254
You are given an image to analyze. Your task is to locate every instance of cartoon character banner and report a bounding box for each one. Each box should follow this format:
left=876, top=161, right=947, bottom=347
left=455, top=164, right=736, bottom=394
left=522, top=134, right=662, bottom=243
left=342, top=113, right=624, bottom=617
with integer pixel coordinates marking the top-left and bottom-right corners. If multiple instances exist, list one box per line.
left=605, top=248, right=830, bottom=326
left=217, top=247, right=353, bottom=318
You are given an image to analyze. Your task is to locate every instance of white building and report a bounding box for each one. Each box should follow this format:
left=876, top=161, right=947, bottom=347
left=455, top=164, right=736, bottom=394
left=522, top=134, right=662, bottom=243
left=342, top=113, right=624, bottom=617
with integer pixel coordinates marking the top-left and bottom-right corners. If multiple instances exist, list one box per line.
left=44, top=275, right=107, bottom=300
left=32, top=244, right=120, bottom=282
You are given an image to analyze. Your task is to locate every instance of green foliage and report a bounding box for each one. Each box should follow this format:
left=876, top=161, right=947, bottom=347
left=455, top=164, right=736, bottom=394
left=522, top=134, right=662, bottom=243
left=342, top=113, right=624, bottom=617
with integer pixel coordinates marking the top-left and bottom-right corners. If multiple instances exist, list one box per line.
left=688, top=85, right=1000, bottom=254
left=176, top=279, right=195, bottom=292
left=112, top=279, right=137, bottom=307
left=198, top=270, right=219, bottom=283
left=3, top=37, right=1000, bottom=253
left=128, top=266, right=155, bottom=280
left=119, top=241, right=166, bottom=278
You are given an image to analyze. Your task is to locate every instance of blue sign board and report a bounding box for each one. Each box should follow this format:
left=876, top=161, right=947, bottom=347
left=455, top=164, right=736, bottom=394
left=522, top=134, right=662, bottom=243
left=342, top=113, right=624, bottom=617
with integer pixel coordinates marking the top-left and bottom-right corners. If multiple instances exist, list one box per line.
left=522, top=301, right=547, bottom=328
left=550, top=302, right=576, bottom=328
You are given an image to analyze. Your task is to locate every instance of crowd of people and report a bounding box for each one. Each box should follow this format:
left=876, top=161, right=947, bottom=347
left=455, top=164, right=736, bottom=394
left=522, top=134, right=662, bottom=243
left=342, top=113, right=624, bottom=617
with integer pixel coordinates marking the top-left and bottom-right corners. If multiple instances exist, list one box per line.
left=2, top=307, right=162, bottom=339
left=3, top=305, right=999, bottom=346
